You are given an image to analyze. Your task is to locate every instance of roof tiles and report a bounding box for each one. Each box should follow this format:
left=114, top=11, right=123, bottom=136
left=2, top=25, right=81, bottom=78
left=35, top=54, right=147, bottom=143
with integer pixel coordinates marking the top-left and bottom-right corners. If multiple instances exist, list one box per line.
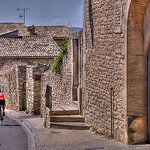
left=0, top=35, right=59, bottom=58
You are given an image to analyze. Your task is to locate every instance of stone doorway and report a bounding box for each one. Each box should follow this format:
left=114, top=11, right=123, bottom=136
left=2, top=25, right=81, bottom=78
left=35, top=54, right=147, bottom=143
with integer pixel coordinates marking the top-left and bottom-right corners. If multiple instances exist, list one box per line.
left=23, top=82, right=27, bottom=110
left=72, top=32, right=83, bottom=113
left=127, top=0, right=150, bottom=144
left=33, top=74, right=41, bottom=115
left=72, top=39, right=79, bottom=106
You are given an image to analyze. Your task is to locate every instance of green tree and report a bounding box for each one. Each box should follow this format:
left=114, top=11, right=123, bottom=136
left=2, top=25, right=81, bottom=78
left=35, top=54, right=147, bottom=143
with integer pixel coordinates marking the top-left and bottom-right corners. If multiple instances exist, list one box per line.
left=49, top=38, right=68, bottom=75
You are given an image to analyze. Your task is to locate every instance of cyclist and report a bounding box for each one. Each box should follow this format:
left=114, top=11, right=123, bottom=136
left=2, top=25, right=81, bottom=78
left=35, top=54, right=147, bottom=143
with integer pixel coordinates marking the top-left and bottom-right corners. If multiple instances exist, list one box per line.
left=0, top=90, right=5, bottom=116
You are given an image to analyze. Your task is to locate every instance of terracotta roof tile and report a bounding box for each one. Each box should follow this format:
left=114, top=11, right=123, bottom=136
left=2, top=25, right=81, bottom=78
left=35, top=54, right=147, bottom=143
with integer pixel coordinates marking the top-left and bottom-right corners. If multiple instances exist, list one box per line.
left=28, top=26, right=71, bottom=37
left=0, top=35, right=59, bottom=58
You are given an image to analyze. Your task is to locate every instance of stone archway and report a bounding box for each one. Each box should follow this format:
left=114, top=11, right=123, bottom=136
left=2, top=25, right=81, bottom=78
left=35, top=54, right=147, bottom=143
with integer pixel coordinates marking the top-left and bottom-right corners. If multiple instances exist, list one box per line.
left=144, top=0, right=150, bottom=143
left=148, top=46, right=150, bottom=142
left=127, top=0, right=149, bottom=144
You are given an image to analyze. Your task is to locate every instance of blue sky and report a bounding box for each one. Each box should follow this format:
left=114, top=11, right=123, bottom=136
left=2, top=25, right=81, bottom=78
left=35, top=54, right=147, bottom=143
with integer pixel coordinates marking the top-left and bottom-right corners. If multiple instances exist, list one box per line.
left=0, top=0, right=83, bottom=27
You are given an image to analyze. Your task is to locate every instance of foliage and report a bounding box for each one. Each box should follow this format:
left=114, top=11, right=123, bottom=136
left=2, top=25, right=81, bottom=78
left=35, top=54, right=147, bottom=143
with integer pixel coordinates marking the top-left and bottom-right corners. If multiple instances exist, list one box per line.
left=49, top=38, right=68, bottom=75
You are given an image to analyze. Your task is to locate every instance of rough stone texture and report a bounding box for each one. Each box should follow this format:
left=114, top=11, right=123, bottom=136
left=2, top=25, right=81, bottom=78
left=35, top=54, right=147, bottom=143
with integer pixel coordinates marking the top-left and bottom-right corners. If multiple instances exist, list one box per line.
left=0, top=58, right=52, bottom=69
left=27, top=26, right=71, bottom=37
left=128, top=116, right=147, bottom=144
left=127, top=0, right=148, bottom=117
left=127, top=0, right=150, bottom=144
left=82, top=0, right=150, bottom=145
left=41, top=31, right=83, bottom=119
left=26, top=66, right=34, bottom=114
left=71, top=31, right=83, bottom=111
left=33, top=66, right=46, bottom=114
left=1, top=64, right=27, bottom=111
left=0, top=23, right=29, bottom=36
left=26, top=65, right=49, bottom=114
left=0, top=23, right=61, bottom=114
left=0, top=57, right=54, bottom=112
left=83, top=0, right=126, bottom=143
left=2, top=65, right=20, bottom=111
left=18, top=66, right=26, bottom=110
left=41, top=39, right=72, bottom=118
left=1, top=1, right=149, bottom=145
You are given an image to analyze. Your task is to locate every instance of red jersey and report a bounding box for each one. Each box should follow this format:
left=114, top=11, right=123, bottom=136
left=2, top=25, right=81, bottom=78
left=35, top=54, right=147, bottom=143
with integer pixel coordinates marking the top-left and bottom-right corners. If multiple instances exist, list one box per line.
left=0, top=93, right=5, bottom=100
left=0, top=93, right=5, bottom=111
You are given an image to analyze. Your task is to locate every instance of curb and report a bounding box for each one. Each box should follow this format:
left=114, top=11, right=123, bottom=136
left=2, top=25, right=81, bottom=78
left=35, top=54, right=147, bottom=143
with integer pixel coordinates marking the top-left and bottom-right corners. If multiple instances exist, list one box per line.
left=5, top=113, right=40, bottom=150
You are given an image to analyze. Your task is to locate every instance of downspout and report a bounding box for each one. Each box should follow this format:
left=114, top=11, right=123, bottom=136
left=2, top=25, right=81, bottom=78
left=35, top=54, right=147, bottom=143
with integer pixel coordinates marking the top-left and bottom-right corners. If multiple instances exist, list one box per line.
left=40, top=73, right=43, bottom=117
left=111, top=88, right=114, bottom=138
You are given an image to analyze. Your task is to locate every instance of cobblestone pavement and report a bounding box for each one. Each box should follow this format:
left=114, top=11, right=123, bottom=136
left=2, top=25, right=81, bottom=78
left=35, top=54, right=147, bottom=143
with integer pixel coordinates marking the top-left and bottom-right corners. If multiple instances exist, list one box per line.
left=6, top=110, right=150, bottom=150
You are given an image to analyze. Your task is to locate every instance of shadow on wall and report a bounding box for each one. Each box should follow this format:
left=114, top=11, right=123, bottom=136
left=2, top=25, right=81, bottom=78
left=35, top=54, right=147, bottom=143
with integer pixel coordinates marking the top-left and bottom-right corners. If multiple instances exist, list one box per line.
left=89, top=0, right=94, bottom=47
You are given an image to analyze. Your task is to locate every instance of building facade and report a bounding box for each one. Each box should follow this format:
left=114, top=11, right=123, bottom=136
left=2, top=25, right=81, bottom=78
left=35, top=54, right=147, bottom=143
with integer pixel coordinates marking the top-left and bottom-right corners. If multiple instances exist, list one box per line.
left=1, top=0, right=149, bottom=144
left=82, top=0, right=150, bottom=144
left=41, top=30, right=83, bottom=118
left=0, top=23, right=72, bottom=114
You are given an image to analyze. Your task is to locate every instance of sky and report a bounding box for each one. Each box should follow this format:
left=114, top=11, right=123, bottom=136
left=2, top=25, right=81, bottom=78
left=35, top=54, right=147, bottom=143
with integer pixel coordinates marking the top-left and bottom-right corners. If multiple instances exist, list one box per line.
left=0, top=0, right=83, bottom=27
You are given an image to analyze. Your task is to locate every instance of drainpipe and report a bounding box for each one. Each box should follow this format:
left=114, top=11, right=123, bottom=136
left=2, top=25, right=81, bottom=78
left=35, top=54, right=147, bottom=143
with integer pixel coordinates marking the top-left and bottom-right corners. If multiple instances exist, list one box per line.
left=111, top=88, right=114, bottom=138
left=40, top=73, right=43, bottom=117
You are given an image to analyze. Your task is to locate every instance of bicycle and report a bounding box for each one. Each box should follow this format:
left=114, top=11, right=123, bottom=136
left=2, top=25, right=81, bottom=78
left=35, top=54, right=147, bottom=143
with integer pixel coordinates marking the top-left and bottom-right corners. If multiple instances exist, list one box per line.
left=0, top=105, right=3, bottom=126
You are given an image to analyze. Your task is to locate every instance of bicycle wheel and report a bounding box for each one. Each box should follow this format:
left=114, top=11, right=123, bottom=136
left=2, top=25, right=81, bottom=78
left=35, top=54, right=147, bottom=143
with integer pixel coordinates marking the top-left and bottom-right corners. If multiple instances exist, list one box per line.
left=0, top=105, right=3, bottom=126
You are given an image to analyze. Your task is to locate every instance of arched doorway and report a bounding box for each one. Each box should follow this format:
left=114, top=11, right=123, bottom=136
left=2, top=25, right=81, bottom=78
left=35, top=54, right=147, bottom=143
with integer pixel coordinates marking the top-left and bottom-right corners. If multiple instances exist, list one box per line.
left=127, top=0, right=149, bottom=144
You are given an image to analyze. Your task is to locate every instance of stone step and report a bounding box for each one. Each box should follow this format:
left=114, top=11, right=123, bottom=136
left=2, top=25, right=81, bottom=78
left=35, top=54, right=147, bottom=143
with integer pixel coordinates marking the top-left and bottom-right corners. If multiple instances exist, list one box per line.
left=50, top=122, right=90, bottom=130
left=50, top=115, right=85, bottom=122
left=46, top=107, right=79, bottom=115
left=52, top=109, right=79, bottom=115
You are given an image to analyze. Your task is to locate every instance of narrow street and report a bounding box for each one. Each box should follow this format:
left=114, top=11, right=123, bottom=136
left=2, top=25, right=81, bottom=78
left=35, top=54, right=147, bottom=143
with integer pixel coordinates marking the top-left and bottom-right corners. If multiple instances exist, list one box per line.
left=0, top=116, right=28, bottom=150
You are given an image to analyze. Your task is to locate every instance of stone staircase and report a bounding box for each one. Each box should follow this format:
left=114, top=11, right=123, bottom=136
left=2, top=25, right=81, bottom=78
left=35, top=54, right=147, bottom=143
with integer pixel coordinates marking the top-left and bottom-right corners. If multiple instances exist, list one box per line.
left=46, top=106, right=90, bottom=130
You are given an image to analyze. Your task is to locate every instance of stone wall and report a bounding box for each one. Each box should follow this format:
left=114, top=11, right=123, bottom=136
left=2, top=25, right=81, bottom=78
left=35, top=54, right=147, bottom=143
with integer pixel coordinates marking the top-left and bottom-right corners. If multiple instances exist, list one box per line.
left=26, top=66, right=34, bottom=113
left=0, top=23, right=29, bottom=36
left=2, top=66, right=19, bottom=111
left=126, top=0, right=150, bottom=144
left=83, top=0, right=126, bottom=142
left=28, top=26, right=71, bottom=37
left=1, top=65, right=27, bottom=111
left=127, top=0, right=148, bottom=117
left=0, top=58, right=51, bottom=69
left=71, top=31, right=83, bottom=111
left=18, top=66, right=26, bottom=110
left=26, top=65, right=47, bottom=114
left=33, top=66, right=46, bottom=114
left=41, top=40, right=72, bottom=117
left=0, top=58, right=52, bottom=113
left=82, top=0, right=150, bottom=144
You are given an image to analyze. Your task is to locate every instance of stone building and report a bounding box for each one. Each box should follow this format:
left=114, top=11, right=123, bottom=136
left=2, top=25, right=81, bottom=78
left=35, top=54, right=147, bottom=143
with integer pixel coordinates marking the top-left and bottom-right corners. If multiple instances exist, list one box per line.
left=27, top=25, right=71, bottom=37
left=3, top=1, right=150, bottom=144
left=0, top=35, right=59, bottom=114
left=0, top=23, right=29, bottom=36
left=81, top=0, right=150, bottom=145
left=41, top=30, right=83, bottom=118
left=0, top=23, right=72, bottom=114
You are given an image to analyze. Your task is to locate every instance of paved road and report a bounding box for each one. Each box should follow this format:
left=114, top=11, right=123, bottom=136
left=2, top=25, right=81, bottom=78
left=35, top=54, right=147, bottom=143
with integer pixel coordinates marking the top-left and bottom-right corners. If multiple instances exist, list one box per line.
left=6, top=110, right=150, bottom=150
left=0, top=116, right=28, bottom=150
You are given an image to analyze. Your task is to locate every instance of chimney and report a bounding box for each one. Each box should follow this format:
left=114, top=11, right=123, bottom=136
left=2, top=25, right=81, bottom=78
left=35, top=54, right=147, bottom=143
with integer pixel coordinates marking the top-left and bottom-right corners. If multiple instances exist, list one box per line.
left=30, top=25, right=36, bottom=35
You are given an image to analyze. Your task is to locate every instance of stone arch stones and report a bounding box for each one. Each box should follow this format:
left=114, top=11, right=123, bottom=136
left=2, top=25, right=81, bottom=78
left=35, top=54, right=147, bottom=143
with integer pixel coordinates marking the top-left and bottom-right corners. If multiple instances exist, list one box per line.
left=127, top=0, right=150, bottom=144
